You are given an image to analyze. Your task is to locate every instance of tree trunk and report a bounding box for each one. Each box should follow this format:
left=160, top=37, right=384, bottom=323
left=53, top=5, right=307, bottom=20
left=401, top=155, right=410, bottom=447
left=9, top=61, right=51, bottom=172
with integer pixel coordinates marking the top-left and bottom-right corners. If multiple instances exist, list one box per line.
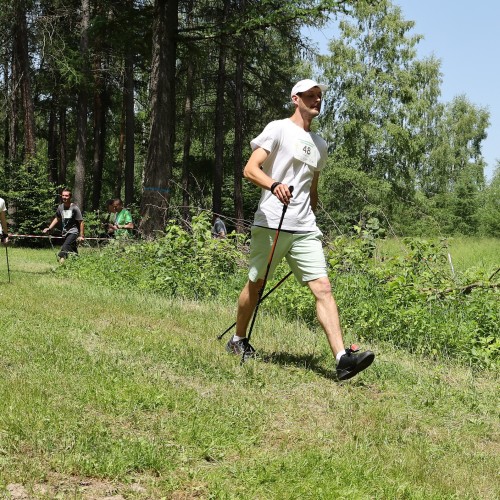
left=48, top=100, right=58, bottom=183
left=117, top=100, right=125, bottom=198
left=180, top=0, right=195, bottom=227
left=92, top=55, right=107, bottom=211
left=3, top=56, right=10, bottom=166
left=233, top=19, right=245, bottom=233
left=59, top=107, right=68, bottom=186
left=13, top=0, right=36, bottom=159
left=140, top=0, right=178, bottom=237
left=2, top=58, right=9, bottom=165
left=212, top=0, right=230, bottom=218
left=124, top=47, right=135, bottom=207
left=8, top=49, right=19, bottom=164
left=181, top=56, right=194, bottom=227
left=74, top=0, right=90, bottom=209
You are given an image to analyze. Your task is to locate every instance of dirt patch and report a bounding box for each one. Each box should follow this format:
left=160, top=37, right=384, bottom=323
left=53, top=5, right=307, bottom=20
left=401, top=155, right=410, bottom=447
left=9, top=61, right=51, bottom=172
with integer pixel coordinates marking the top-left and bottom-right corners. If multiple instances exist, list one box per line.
left=6, top=474, right=150, bottom=499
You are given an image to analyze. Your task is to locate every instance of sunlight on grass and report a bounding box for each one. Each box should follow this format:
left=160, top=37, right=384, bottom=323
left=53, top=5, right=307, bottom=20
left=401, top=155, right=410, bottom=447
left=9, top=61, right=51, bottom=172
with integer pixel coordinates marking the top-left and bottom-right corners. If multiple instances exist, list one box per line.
left=0, top=249, right=498, bottom=498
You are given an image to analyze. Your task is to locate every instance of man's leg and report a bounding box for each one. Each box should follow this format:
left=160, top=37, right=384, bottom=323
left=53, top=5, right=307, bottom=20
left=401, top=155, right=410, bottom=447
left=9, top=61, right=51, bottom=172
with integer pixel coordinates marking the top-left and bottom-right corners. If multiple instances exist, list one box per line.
left=235, top=279, right=263, bottom=337
left=225, top=279, right=263, bottom=357
left=307, top=276, right=344, bottom=356
left=58, top=233, right=78, bottom=263
left=307, top=276, right=375, bottom=380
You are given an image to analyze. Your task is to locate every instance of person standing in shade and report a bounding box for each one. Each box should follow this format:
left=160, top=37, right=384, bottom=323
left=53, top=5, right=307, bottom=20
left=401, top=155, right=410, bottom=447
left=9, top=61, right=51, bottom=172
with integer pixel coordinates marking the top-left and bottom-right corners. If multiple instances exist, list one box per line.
left=0, top=196, right=9, bottom=245
left=225, top=79, right=375, bottom=380
left=108, top=198, right=134, bottom=238
left=43, top=188, right=84, bottom=263
left=212, top=215, right=227, bottom=238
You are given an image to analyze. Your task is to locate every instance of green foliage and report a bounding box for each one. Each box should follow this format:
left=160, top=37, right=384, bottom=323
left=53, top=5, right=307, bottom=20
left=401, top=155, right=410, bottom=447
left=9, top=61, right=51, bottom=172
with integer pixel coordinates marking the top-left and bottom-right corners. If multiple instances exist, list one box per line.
left=1, top=155, right=58, bottom=236
left=62, top=212, right=248, bottom=301
left=63, top=227, right=499, bottom=368
left=478, top=166, right=500, bottom=237
left=317, top=2, right=492, bottom=238
left=332, top=238, right=499, bottom=368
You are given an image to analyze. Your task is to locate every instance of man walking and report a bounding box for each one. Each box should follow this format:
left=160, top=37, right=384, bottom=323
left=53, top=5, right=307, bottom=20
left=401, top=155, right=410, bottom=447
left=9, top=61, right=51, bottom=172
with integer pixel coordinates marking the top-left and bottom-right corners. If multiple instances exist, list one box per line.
left=226, top=79, right=375, bottom=380
left=43, top=188, right=84, bottom=263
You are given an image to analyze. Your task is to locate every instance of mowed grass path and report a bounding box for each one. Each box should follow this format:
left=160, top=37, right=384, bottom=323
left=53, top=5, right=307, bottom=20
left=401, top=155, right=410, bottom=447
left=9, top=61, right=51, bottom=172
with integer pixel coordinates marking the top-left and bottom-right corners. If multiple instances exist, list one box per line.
left=0, top=248, right=498, bottom=499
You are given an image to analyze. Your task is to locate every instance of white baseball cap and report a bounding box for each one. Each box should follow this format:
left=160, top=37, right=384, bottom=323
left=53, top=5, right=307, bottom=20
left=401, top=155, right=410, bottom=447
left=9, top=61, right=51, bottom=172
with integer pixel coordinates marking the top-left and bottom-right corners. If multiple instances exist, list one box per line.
left=290, top=79, right=328, bottom=97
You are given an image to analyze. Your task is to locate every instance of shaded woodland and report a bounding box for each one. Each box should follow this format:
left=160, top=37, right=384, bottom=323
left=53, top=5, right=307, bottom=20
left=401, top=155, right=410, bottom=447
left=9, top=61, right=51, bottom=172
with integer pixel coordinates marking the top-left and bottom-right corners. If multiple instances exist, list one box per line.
left=1, top=0, right=499, bottom=238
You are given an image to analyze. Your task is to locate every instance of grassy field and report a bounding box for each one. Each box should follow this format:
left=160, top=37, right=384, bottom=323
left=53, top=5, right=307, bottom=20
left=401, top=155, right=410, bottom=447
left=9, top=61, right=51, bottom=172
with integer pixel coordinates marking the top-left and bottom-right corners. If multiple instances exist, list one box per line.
left=0, top=247, right=498, bottom=499
left=376, top=236, right=500, bottom=273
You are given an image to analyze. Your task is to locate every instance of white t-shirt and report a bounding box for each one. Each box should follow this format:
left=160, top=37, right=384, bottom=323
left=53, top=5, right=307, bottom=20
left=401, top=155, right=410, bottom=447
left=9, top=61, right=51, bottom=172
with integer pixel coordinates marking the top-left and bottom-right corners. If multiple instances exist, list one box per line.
left=0, top=197, right=6, bottom=234
left=251, top=118, right=328, bottom=231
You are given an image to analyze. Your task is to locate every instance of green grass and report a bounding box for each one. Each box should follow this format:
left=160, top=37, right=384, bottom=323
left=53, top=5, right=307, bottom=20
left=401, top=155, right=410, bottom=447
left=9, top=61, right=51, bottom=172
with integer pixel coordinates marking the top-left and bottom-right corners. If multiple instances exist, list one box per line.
left=0, top=248, right=498, bottom=499
left=377, top=236, right=500, bottom=273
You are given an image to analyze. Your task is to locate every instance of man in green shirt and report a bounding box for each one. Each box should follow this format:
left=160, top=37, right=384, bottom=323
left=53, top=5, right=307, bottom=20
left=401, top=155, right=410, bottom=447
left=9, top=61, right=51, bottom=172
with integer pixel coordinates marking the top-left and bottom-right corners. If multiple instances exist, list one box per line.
left=109, top=198, right=134, bottom=238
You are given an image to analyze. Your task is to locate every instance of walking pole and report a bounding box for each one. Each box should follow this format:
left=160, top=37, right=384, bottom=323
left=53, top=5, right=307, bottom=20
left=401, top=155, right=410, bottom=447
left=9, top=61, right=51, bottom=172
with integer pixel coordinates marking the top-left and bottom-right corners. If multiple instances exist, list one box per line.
left=217, top=271, right=293, bottom=340
left=48, top=234, right=59, bottom=262
left=5, top=245, right=11, bottom=283
left=241, top=186, right=294, bottom=363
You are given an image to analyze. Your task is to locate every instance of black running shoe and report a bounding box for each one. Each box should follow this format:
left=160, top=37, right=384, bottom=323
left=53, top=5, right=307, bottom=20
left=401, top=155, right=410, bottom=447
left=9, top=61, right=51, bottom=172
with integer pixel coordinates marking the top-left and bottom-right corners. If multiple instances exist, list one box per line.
left=226, top=337, right=256, bottom=359
left=336, top=344, right=375, bottom=380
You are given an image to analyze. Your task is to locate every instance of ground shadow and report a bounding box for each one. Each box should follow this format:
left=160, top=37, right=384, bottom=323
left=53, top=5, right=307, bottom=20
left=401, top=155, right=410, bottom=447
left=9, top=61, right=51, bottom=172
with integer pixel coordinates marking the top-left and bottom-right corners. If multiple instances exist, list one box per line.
left=258, top=350, right=337, bottom=380
left=5, top=268, right=55, bottom=276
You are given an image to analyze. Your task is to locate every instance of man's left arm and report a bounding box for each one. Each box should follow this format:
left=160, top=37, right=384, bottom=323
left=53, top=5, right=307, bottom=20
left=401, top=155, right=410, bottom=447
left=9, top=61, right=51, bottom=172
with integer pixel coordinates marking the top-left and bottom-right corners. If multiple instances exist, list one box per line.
left=310, top=172, right=320, bottom=212
left=77, top=219, right=85, bottom=241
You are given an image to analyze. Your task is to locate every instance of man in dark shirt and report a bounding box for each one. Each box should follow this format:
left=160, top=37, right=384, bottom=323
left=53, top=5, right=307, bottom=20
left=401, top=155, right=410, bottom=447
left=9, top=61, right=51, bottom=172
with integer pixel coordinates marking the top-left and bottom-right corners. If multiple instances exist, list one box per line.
left=43, top=188, right=85, bottom=263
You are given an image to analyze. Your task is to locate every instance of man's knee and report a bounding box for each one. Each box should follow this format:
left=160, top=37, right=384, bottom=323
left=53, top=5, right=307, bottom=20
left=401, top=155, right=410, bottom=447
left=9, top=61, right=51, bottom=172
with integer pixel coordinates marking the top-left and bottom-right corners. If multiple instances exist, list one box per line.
left=248, top=279, right=264, bottom=297
left=308, top=276, right=332, bottom=299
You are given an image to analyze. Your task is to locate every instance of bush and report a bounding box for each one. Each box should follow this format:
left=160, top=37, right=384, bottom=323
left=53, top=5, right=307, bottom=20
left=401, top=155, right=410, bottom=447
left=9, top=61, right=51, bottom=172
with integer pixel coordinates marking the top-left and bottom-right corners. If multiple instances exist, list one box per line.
left=61, top=212, right=248, bottom=301
left=61, top=224, right=499, bottom=367
left=1, top=154, right=58, bottom=237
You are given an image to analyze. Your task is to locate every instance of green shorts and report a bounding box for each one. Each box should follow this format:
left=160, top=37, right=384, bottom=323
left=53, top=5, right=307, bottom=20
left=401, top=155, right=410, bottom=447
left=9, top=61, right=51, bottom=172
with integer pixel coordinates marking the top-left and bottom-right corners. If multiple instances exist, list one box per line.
left=248, top=226, right=327, bottom=285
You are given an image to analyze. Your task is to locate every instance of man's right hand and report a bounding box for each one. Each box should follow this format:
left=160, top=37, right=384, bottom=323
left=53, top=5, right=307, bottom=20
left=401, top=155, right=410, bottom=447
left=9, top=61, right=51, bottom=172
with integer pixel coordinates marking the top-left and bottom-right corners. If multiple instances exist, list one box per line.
left=42, top=227, right=50, bottom=234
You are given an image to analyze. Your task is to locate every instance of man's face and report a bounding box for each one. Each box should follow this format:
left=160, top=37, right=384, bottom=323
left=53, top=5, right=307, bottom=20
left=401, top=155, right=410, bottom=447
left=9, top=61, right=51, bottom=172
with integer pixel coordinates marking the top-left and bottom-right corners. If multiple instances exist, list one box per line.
left=112, top=201, right=122, bottom=212
left=61, top=191, right=71, bottom=204
left=295, top=87, right=323, bottom=117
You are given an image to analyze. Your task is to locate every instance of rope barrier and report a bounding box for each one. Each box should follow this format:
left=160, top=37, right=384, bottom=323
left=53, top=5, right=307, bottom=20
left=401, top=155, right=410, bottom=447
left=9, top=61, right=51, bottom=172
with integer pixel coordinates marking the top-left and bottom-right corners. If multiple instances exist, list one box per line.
left=7, top=234, right=111, bottom=241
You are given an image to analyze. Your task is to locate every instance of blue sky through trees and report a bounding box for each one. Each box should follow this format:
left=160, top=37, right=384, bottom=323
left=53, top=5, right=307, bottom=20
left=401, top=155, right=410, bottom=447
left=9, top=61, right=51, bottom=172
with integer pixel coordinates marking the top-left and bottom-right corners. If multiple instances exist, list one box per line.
left=305, top=0, right=499, bottom=181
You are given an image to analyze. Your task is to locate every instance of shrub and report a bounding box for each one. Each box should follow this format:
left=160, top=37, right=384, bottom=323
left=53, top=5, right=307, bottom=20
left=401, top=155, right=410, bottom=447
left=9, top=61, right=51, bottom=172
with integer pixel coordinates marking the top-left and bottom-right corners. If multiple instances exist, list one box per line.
left=61, top=225, right=499, bottom=367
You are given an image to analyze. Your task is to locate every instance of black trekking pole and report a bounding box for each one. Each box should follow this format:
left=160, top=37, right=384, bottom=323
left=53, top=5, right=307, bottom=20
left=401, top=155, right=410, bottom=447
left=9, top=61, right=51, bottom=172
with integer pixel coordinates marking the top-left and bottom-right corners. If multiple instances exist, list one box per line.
left=241, top=185, right=294, bottom=364
left=5, top=245, right=10, bottom=283
left=48, top=233, right=59, bottom=262
left=217, top=270, right=293, bottom=340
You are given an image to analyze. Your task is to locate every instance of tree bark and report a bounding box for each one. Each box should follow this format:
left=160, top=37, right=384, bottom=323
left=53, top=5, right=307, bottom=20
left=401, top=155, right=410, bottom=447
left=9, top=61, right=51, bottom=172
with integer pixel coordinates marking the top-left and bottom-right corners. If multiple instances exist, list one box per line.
left=48, top=101, right=58, bottom=184
left=74, top=0, right=90, bottom=208
left=8, top=49, right=19, bottom=164
left=13, top=0, right=36, bottom=159
left=233, top=12, right=245, bottom=233
left=212, top=0, right=230, bottom=218
left=124, top=47, right=135, bottom=207
left=59, top=107, right=68, bottom=186
left=91, top=54, right=107, bottom=211
left=3, top=56, right=11, bottom=166
left=181, top=59, right=194, bottom=227
left=181, top=0, right=195, bottom=227
left=140, top=0, right=178, bottom=237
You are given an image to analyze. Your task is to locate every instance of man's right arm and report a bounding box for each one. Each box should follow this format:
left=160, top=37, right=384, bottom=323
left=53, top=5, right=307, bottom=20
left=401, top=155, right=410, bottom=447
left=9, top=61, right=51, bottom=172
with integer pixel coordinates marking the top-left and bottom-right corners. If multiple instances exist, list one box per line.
left=243, top=147, right=293, bottom=205
left=243, top=147, right=273, bottom=190
left=43, top=217, right=59, bottom=233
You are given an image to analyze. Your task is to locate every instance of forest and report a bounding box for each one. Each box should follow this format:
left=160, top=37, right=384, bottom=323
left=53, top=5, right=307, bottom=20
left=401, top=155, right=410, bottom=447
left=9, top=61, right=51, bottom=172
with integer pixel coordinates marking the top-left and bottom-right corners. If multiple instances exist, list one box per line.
left=1, top=0, right=499, bottom=239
